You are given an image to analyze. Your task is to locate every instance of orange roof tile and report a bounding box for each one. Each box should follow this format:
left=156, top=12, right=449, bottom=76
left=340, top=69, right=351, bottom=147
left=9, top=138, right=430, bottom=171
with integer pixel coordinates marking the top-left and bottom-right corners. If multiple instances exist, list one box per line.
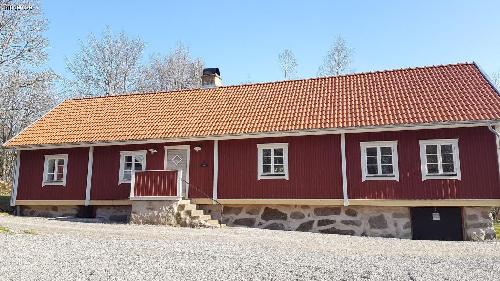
left=5, top=63, right=500, bottom=147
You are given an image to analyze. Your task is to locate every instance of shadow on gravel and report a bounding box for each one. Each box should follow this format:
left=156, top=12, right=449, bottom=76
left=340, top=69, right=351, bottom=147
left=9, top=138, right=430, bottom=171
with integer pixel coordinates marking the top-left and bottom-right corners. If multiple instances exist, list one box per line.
left=49, top=217, right=107, bottom=224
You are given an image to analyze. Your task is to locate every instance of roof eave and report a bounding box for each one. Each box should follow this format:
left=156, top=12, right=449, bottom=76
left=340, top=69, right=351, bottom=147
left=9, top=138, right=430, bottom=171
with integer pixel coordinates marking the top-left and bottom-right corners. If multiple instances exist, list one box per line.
left=7, top=120, right=500, bottom=150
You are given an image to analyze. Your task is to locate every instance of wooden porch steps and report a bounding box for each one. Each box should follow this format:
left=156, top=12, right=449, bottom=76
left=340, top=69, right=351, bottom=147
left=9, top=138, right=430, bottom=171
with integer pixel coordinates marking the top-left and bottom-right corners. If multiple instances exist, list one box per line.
left=177, top=199, right=225, bottom=228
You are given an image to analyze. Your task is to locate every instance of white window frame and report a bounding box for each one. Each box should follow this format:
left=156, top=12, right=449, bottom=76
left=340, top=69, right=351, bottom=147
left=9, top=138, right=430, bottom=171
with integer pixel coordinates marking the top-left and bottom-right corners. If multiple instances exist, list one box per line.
left=119, top=150, right=147, bottom=184
left=360, top=141, right=399, bottom=181
left=257, top=143, right=289, bottom=180
left=42, top=154, right=68, bottom=186
left=419, top=139, right=461, bottom=180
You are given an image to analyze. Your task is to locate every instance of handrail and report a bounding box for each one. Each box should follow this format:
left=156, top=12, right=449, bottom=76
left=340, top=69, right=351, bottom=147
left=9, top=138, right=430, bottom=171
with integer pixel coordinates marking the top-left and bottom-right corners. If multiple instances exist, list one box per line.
left=181, top=178, right=224, bottom=207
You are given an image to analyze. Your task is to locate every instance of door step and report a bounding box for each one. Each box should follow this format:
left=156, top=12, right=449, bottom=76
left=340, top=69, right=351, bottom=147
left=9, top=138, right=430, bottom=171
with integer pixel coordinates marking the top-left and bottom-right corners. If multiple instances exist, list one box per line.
left=176, top=199, right=224, bottom=228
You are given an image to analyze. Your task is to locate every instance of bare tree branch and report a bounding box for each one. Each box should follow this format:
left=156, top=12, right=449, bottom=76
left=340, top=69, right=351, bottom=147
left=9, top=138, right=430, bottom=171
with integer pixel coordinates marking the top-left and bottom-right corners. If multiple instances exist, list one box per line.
left=66, top=27, right=145, bottom=97
left=137, top=43, right=204, bottom=92
left=278, top=49, right=297, bottom=80
left=318, top=36, right=353, bottom=77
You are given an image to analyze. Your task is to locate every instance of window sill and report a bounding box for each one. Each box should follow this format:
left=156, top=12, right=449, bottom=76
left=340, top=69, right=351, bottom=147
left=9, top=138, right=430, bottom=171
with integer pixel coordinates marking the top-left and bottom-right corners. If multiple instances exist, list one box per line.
left=42, top=182, right=66, bottom=187
left=118, top=180, right=131, bottom=185
left=422, top=174, right=461, bottom=180
left=362, top=176, right=399, bottom=182
left=258, top=174, right=289, bottom=180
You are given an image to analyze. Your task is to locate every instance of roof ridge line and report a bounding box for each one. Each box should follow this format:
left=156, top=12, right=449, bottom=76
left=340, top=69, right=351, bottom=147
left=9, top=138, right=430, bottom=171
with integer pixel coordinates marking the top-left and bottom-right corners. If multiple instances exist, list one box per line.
left=69, top=62, right=474, bottom=101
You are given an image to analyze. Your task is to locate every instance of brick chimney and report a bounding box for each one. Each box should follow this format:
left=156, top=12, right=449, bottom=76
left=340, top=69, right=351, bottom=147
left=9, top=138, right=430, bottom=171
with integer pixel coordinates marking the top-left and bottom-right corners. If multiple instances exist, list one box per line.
left=201, top=68, right=223, bottom=88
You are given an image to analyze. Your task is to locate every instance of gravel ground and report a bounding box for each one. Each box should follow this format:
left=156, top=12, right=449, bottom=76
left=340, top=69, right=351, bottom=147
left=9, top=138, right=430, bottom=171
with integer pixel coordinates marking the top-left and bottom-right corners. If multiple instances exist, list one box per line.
left=0, top=215, right=499, bottom=280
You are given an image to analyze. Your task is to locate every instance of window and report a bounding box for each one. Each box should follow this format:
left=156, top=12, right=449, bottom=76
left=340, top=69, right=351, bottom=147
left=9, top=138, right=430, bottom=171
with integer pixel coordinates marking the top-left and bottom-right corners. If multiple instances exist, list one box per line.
left=419, top=139, right=461, bottom=180
left=257, top=143, right=289, bottom=180
left=360, top=141, right=399, bottom=181
left=119, top=151, right=147, bottom=184
left=43, top=154, right=68, bottom=186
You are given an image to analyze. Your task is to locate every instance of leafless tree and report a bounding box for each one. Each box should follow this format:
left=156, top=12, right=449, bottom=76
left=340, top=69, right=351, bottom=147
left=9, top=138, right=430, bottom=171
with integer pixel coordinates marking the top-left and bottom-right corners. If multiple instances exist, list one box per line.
left=0, top=0, right=57, bottom=183
left=278, top=49, right=298, bottom=79
left=491, top=71, right=500, bottom=89
left=66, top=27, right=145, bottom=97
left=318, top=36, right=353, bottom=77
left=137, top=43, right=204, bottom=92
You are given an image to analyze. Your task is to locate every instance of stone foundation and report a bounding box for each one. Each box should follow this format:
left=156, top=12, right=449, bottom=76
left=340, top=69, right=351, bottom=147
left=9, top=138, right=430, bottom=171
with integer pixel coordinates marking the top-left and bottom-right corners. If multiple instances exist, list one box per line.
left=20, top=205, right=79, bottom=217
left=200, top=204, right=412, bottom=239
left=95, top=206, right=131, bottom=222
left=130, top=200, right=179, bottom=225
left=463, top=207, right=496, bottom=240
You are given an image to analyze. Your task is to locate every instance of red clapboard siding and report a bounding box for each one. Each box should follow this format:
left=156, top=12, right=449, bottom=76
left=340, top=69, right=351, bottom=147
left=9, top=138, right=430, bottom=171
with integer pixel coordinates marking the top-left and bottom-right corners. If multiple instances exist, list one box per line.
left=346, top=127, right=500, bottom=199
left=134, top=170, right=178, bottom=197
left=16, top=148, right=89, bottom=200
left=91, top=143, right=165, bottom=200
left=90, top=141, right=214, bottom=200
left=186, top=141, right=214, bottom=198
left=217, top=135, right=343, bottom=199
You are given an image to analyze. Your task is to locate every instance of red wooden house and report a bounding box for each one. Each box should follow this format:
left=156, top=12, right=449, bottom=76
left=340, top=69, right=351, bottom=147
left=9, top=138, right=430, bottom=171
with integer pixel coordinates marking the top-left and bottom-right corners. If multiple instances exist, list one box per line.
left=5, top=63, right=500, bottom=240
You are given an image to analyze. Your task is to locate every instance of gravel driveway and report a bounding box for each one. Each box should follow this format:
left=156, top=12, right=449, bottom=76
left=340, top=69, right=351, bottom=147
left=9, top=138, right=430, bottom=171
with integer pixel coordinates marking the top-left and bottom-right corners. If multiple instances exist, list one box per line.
left=0, top=215, right=499, bottom=280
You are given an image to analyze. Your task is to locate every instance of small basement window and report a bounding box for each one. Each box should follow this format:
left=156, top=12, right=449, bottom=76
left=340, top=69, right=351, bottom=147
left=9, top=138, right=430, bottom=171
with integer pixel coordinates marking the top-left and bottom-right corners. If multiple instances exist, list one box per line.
left=257, top=143, right=289, bottom=180
left=43, top=154, right=68, bottom=186
left=119, top=150, right=147, bottom=184
left=419, top=139, right=461, bottom=180
left=360, top=141, right=399, bottom=181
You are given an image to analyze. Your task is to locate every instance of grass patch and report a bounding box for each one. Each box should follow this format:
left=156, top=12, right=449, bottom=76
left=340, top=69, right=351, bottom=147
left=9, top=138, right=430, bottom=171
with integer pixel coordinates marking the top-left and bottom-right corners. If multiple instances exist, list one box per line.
left=0, top=226, right=12, bottom=234
left=494, top=222, right=500, bottom=239
left=22, top=229, right=38, bottom=235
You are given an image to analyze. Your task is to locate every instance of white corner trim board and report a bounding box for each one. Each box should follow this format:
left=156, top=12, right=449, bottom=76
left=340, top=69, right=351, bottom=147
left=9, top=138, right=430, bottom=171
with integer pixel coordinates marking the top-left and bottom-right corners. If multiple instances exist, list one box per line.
left=213, top=140, right=219, bottom=200
left=10, top=150, right=21, bottom=206
left=341, top=133, right=349, bottom=206
left=85, top=146, right=94, bottom=206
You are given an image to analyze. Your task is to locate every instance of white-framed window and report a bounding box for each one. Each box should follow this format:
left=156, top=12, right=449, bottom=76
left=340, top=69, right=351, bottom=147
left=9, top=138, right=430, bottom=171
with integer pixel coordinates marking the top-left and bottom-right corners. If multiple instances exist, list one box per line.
left=119, top=150, right=147, bottom=184
left=42, top=154, right=68, bottom=186
left=257, top=143, right=289, bottom=180
left=360, top=141, right=399, bottom=181
left=419, top=139, right=461, bottom=180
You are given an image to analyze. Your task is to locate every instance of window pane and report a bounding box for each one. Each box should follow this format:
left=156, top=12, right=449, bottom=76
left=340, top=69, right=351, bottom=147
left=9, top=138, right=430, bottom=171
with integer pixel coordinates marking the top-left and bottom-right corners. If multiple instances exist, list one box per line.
left=367, top=165, right=378, bottom=175
left=442, top=163, right=455, bottom=173
left=427, top=164, right=439, bottom=174
left=441, top=144, right=453, bottom=154
left=123, top=171, right=131, bottom=181
left=274, top=157, right=283, bottom=164
left=381, top=155, right=392, bottom=164
left=380, top=147, right=392, bottom=156
left=48, top=159, right=56, bottom=173
left=274, top=148, right=283, bottom=156
left=441, top=153, right=454, bottom=164
left=56, top=172, right=64, bottom=181
left=263, top=149, right=271, bottom=157
left=426, top=155, right=438, bottom=164
left=366, top=147, right=377, bottom=156
left=426, top=145, right=437, bottom=154
left=47, top=173, right=54, bottom=182
left=125, top=155, right=133, bottom=163
left=125, top=161, right=133, bottom=170
left=134, top=162, right=143, bottom=171
left=274, top=165, right=284, bottom=174
left=262, top=164, right=271, bottom=173
left=135, top=155, right=144, bottom=163
left=381, top=165, right=393, bottom=175
left=366, top=156, right=377, bottom=165
left=263, top=156, right=271, bottom=164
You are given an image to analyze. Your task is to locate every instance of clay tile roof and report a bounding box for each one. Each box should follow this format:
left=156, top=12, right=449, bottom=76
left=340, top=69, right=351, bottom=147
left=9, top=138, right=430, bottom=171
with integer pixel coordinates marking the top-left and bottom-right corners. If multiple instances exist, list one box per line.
left=5, top=62, right=500, bottom=147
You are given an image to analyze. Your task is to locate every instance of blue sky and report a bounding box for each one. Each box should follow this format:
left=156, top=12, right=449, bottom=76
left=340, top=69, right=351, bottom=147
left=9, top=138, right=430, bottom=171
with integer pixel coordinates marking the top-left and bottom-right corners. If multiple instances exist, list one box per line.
left=43, top=0, right=500, bottom=85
